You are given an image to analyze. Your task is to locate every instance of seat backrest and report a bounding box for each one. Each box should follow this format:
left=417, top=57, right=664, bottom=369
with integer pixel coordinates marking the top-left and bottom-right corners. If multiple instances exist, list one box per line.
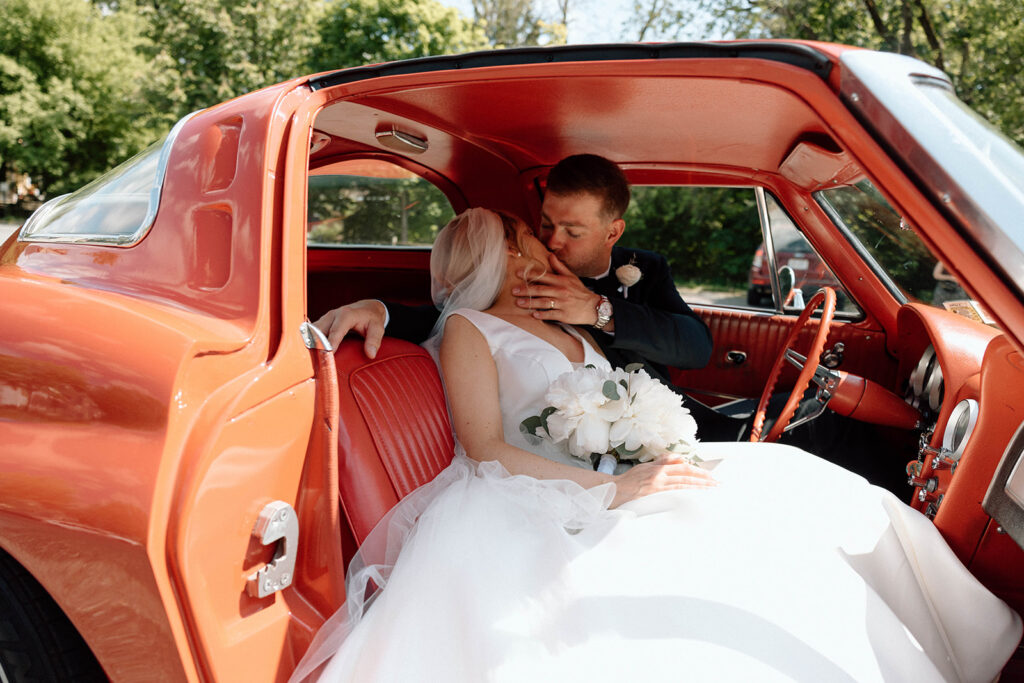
left=334, top=337, right=455, bottom=544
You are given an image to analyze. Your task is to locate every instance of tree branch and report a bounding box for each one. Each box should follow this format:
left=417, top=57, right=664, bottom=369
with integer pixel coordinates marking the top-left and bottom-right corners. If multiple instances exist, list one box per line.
left=900, top=0, right=914, bottom=55
left=861, top=0, right=896, bottom=51
left=912, top=0, right=944, bottom=71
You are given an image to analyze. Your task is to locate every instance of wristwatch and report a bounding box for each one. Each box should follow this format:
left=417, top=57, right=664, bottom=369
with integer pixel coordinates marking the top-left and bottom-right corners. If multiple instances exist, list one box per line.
left=594, top=295, right=613, bottom=330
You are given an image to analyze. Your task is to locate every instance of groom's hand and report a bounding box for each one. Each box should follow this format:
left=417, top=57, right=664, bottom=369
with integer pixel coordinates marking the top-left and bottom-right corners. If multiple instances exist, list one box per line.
left=512, top=253, right=603, bottom=326
left=313, top=299, right=387, bottom=359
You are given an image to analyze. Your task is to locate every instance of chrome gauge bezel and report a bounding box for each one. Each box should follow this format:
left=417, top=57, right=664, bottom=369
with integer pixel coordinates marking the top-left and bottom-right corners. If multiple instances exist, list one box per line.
left=942, top=398, right=979, bottom=462
left=924, top=361, right=944, bottom=413
left=910, top=345, right=936, bottom=397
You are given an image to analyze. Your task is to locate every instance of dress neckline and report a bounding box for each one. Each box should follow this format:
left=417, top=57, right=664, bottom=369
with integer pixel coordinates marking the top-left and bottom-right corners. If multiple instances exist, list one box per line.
left=462, top=309, right=598, bottom=367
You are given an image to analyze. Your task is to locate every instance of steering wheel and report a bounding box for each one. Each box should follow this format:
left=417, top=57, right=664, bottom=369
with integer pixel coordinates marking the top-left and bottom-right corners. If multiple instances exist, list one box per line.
left=749, top=287, right=837, bottom=442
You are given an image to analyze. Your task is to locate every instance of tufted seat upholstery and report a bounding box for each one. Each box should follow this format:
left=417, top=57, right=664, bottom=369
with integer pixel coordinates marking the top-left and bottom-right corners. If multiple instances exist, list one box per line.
left=334, top=337, right=455, bottom=545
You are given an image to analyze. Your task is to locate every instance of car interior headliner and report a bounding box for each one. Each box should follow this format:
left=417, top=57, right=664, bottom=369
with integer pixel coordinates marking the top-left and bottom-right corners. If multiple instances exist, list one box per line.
left=309, top=62, right=841, bottom=195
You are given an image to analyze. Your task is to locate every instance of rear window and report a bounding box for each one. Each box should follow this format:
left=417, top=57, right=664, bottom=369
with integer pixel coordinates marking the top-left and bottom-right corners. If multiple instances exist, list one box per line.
left=307, top=159, right=454, bottom=248
left=18, top=113, right=192, bottom=246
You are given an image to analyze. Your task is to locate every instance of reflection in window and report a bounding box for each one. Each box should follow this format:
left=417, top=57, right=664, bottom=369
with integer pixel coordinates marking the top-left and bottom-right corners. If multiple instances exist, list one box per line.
left=307, top=159, right=453, bottom=247
left=817, top=179, right=964, bottom=308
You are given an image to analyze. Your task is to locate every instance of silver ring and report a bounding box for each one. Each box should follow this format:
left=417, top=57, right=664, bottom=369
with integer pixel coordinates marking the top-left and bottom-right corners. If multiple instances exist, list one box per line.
left=549, top=299, right=556, bottom=310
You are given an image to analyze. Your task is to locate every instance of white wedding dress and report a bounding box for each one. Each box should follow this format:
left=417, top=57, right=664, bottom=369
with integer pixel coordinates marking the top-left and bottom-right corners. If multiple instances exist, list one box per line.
left=296, top=308, right=1021, bottom=682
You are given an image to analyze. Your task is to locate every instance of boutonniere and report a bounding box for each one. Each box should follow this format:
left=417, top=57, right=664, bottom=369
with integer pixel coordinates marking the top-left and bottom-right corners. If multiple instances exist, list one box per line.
left=615, top=257, right=642, bottom=297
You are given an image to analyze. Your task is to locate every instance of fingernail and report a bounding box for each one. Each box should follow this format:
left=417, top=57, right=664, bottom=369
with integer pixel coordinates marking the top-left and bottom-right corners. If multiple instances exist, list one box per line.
left=511, top=287, right=521, bottom=295
left=517, top=298, right=527, bottom=306
left=367, top=345, right=378, bottom=358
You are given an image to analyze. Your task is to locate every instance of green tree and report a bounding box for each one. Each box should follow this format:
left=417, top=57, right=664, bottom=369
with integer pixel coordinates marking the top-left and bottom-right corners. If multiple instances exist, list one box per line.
left=702, top=0, right=1024, bottom=144
left=307, top=174, right=454, bottom=246
left=309, top=0, right=490, bottom=72
left=136, top=0, right=322, bottom=112
left=623, top=186, right=761, bottom=286
left=0, top=0, right=175, bottom=195
left=470, top=0, right=567, bottom=46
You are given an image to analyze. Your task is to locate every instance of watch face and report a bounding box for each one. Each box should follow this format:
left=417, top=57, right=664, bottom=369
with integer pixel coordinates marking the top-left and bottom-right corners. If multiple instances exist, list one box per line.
left=599, top=299, right=613, bottom=316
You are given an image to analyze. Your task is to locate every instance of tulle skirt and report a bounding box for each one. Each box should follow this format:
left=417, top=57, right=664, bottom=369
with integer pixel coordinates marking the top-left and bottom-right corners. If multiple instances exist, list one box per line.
left=292, top=443, right=1021, bottom=682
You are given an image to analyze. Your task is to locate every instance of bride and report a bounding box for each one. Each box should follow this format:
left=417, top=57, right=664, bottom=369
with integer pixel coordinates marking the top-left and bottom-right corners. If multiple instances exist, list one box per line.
left=293, top=208, right=1021, bottom=682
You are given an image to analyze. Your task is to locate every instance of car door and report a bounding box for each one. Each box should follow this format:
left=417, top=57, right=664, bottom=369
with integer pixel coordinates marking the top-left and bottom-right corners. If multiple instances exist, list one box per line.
left=621, top=184, right=889, bottom=406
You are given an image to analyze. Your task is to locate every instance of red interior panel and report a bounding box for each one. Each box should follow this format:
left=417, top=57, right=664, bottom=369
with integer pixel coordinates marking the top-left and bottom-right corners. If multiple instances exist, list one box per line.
left=673, top=307, right=894, bottom=402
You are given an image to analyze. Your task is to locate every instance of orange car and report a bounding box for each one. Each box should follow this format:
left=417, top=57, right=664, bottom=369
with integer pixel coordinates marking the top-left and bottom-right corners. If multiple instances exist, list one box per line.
left=2, top=41, right=1024, bottom=680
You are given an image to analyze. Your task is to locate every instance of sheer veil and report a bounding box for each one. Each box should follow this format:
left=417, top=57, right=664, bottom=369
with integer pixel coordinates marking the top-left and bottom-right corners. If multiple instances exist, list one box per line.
left=289, top=208, right=508, bottom=682
left=422, top=207, right=509, bottom=359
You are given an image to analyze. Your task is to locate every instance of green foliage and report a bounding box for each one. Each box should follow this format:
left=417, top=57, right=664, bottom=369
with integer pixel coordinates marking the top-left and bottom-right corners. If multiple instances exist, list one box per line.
left=622, top=187, right=762, bottom=287
left=310, top=0, right=490, bottom=72
left=470, top=0, right=567, bottom=46
left=136, top=0, right=322, bottom=112
left=702, top=0, right=1024, bottom=145
left=0, top=0, right=174, bottom=194
left=307, top=175, right=454, bottom=246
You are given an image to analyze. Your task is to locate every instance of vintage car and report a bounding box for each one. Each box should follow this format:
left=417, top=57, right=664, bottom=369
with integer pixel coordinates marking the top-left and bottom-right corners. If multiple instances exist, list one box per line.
left=2, top=40, right=1023, bottom=681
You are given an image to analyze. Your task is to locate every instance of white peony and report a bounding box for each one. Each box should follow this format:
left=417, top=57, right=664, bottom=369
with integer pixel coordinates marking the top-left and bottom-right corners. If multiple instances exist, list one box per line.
left=607, top=369, right=697, bottom=461
left=543, top=366, right=626, bottom=458
left=525, top=364, right=698, bottom=466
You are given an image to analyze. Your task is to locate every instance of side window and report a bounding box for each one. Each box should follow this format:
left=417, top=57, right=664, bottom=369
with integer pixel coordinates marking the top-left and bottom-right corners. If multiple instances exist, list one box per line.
left=622, top=186, right=858, bottom=314
left=307, top=159, right=454, bottom=247
left=762, top=194, right=858, bottom=314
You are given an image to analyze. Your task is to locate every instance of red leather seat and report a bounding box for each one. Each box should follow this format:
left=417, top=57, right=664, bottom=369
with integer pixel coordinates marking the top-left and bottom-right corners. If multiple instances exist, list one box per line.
left=334, top=337, right=455, bottom=545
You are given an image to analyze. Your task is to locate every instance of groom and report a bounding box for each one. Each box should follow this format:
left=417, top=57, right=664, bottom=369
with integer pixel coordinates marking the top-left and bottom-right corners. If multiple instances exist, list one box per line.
left=315, top=154, right=745, bottom=440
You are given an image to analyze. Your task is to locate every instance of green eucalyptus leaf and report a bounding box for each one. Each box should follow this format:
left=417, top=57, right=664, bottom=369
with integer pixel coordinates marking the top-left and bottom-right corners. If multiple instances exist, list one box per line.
left=624, top=363, right=645, bottom=373
left=519, top=416, right=543, bottom=436
left=602, top=380, right=620, bottom=400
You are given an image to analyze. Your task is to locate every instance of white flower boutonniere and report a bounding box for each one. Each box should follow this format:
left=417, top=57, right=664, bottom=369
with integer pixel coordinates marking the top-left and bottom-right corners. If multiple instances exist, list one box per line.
left=615, top=259, right=642, bottom=297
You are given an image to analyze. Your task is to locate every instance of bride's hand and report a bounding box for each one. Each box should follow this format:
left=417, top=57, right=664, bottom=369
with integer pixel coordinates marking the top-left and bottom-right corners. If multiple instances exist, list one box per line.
left=611, top=454, right=717, bottom=507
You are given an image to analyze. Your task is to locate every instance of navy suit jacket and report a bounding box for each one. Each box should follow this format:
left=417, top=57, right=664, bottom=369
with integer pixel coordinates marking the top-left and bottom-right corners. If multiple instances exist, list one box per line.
left=386, top=246, right=712, bottom=379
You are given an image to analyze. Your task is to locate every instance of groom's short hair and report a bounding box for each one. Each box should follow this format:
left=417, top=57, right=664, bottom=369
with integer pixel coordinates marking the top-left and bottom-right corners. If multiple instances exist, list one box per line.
left=545, top=154, right=630, bottom=220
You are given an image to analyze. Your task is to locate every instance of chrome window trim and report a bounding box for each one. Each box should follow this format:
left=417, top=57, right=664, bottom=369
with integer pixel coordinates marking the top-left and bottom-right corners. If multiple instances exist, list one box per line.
left=18, top=111, right=198, bottom=247
left=839, top=50, right=1024, bottom=296
left=754, top=186, right=782, bottom=312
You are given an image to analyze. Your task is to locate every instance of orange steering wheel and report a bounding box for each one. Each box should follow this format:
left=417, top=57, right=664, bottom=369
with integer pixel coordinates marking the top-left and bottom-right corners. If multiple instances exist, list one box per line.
left=749, top=287, right=837, bottom=442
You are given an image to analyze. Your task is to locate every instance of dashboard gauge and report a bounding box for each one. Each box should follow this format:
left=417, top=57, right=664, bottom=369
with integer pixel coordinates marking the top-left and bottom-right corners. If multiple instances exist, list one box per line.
left=910, top=346, right=936, bottom=397
left=942, top=399, right=979, bottom=462
left=925, top=363, right=944, bottom=413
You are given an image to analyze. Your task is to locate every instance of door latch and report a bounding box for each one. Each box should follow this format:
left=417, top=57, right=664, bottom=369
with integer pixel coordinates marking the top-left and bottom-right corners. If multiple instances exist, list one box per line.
left=246, top=500, right=299, bottom=598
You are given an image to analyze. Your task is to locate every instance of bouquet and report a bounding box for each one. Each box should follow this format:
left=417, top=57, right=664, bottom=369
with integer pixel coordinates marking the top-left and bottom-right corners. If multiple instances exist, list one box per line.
left=520, top=363, right=700, bottom=474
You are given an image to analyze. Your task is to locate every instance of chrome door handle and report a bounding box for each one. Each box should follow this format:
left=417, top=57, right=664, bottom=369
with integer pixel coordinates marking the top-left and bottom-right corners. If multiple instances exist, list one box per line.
left=725, top=350, right=747, bottom=365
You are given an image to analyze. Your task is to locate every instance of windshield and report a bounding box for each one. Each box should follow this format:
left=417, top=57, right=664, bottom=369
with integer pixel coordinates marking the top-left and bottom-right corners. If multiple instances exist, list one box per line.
left=816, top=179, right=995, bottom=325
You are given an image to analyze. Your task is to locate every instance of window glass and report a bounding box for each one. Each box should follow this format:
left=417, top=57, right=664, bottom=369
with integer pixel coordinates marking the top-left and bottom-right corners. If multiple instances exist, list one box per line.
left=815, top=179, right=987, bottom=321
left=761, top=194, right=858, bottom=314
left=307, top=159, right=454, bottom=247
left=622, top=186, right=761, bottom=308
left=18, top=113, right=191, bottom=245
left=623, top=186, right=857, bottom=314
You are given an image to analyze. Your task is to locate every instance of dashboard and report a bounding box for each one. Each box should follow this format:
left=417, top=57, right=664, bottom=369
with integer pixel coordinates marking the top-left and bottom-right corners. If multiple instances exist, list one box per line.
left=894, top=304, right=1024, bottom=613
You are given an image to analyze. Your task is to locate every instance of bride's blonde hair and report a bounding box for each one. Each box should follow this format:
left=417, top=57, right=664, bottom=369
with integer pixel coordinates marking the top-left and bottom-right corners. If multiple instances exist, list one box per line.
left=430, top=208, right=546, bottom=313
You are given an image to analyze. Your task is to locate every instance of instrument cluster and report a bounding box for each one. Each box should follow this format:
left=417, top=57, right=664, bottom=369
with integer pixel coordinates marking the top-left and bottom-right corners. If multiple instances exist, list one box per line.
left=904, top=343, right=981, bottom=518
left=906, top=344, right=943, bottom=415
